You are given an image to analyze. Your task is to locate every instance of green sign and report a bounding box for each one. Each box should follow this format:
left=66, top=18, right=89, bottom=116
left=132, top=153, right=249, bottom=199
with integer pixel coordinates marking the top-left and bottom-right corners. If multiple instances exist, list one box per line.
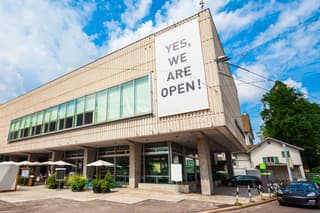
left=259, top=163, right=266, bottom=170
left=261, top=172, right=271, bottom=176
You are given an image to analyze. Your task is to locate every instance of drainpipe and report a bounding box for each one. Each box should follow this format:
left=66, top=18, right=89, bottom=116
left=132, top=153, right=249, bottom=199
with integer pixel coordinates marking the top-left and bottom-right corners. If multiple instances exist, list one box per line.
left=282, top=143, right=293, bottom=182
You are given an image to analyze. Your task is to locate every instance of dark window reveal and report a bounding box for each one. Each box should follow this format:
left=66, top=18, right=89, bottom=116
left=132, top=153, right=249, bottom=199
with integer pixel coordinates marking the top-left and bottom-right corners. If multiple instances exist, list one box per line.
left=84, top=112, right=93, bottom=125
left=13, top=131, right=18, bottom=139
left=65, top=117, right=73, bottom=129
left=76, top=114, right=83, bottom=126
left=23, top=128, right=29, bottom=137
left=59, top=119, right=65, bottom=130
left=31, top=127, right=36, bottom=136
left=49, top=122, right=56, bottom=132
left=35, top=125, right=42, bottom=135
left=44, top=123, right=49, bottom=133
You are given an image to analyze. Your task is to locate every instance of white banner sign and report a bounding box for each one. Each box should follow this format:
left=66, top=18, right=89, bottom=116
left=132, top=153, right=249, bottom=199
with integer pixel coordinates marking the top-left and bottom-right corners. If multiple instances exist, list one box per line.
left=171, top=164, right=182, bottom=182
left=155, top=19, right=209, bottom=117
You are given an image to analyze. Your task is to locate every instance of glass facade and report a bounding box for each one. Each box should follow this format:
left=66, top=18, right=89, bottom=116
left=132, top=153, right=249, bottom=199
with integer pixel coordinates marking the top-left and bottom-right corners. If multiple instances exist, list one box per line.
left=142, top=142, right=198, bottom=184
left=8, top=75, right=152, bottom=141
left=98, top=145, right=130, bottom=185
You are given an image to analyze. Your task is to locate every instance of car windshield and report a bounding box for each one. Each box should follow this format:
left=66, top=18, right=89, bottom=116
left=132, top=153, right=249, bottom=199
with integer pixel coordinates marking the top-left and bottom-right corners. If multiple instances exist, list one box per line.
left=287, top=183, right=317, bottom=192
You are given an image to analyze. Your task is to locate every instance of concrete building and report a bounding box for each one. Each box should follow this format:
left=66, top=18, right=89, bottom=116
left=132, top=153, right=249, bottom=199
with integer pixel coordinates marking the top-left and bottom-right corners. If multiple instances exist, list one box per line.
left=0, top=9, right=246, bottom=195
left=233, top=137, right=306, bottom=181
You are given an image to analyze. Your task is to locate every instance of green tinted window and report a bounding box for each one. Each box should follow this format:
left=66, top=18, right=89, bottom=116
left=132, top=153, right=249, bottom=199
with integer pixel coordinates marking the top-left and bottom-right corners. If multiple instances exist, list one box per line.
left=135, top=76, right=151, bottom=114
left=107, top=86, right=121, bottom=120
left=50, top=106, right=58, bottom=121
left=37, top=111, right=44, bottom=125
left=8, top=75, right=152, bottom=141
left=85, top=94, right=95, bottom=112
left=58, top=104, right=66, bottom=119
left=25, top=115, right=31, bottom=128
left=76, top=97, right=85, bottom=114
left=66, top=101, right=75, bottom=117
left=31, top=113, right=37, bottom=126
left=9, top=121, right=15, bottom=132
left=44, top=110, right=50, bottom=123
left=96, top=90, right=107, bottom=123
left=121, top=81, right=134, bottom=117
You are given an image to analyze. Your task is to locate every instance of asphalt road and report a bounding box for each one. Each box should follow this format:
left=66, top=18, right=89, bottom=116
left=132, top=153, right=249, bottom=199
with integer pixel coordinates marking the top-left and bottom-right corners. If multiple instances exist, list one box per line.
left=228, top=200, right=319, bottom=213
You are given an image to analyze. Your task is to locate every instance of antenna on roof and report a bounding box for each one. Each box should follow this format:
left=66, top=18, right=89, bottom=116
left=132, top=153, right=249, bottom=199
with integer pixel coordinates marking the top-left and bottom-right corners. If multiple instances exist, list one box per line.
left=200, top=0, right=205, bottom=10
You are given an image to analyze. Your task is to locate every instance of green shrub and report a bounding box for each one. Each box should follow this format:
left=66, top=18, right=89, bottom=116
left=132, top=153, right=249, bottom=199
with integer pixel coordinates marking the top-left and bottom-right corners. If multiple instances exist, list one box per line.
left=91, top=178, right=103, bottom=193
left=68, top=174, right=87, bottom=192
left=212, top=172, right=228, bottom=181
left=46, top=173, right=57, bottom=189
left=100, top=171, right=115, bottom=193
left=18, top=176, right=28, bottom=186
left=311, top=165, right=320, bottom=173
left=309, top=178, right=320, bottom=186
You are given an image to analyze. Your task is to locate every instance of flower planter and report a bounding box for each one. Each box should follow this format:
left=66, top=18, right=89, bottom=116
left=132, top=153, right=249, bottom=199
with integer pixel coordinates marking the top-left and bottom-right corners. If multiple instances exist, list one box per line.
left=93, top=186, right=101, bottom=193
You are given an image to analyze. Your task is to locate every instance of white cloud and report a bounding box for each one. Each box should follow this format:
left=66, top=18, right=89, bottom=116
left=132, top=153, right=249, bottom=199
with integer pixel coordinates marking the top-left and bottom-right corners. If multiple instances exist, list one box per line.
left=0, top=0, right=98, bottom=103
left=121, top=0, right=152, bottom=28
left=252, top=0, right=320, bottom=48
left=283, top=78, right=308, bottom=97
left=210, top=1, right=271, bottom=40
left=233, top=64, right=272, bottom=104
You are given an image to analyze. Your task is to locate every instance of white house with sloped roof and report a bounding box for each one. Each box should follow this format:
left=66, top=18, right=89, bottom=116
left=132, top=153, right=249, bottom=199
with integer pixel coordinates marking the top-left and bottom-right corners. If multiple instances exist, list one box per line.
left=233, top=137, right=305, bottom=181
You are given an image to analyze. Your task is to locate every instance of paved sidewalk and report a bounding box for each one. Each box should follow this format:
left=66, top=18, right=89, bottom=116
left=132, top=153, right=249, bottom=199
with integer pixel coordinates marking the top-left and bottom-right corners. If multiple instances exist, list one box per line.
left=0, top=185, right=264, bottom=205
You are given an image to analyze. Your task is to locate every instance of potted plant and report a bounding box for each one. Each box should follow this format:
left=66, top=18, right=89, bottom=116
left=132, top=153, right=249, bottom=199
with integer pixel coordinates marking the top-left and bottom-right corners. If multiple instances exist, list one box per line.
left=91, top=178, right=102, bottom=193
left=68, top=174, right=87, bottom=192
left=46, top=173, right=57, bottom=189
left=100, top=171, right=115, bottom=193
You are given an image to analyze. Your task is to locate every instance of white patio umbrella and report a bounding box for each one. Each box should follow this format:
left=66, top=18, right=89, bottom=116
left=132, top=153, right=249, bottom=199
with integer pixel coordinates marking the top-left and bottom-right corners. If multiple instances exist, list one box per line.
left=40, top=161, right=56, bottom=166
left=0, top=161, right=19, bottom=165
left=87, top=160, right=114, bottom=167
left=53, top=160, right=74, bottom=166
left=30, top=161, right=42, bottom=166
left=18, top=161, right=34, bottom=166
left=87, top=160, right=114, bottom=179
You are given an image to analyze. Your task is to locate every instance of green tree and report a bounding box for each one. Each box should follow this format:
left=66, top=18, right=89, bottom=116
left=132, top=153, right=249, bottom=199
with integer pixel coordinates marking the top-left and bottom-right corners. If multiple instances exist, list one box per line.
left=260, top=81, right=320, bottom=169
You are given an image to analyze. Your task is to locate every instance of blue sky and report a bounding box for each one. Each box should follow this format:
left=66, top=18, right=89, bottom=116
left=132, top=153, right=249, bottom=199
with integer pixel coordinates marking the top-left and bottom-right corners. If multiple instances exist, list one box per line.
left=0, top=0, right=319, bottom=142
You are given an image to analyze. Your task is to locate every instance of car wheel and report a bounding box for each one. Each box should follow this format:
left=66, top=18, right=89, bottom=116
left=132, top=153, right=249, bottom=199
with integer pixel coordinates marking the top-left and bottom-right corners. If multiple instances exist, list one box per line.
left=278, top=201, right=285, bottom=206
left=251, top=182, right=257, bottom=188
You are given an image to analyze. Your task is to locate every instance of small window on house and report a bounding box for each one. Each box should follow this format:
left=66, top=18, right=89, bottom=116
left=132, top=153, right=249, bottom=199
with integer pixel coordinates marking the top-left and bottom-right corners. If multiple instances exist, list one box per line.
left=281, top=151, right=290, bottom=158
left=263, top=156, right=279, bottom=164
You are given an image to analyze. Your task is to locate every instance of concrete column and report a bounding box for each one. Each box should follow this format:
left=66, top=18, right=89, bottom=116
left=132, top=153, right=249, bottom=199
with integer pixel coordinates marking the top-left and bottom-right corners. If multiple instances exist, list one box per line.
left=225, top=152, right=234, bottom=178
left=28, top=154, right=40, bottom=175
left=197, top=137, right=214, bottom=195
left=129, top=143, right=141, bottom=188
left=50, top=151, right=63, bottom=173
left=51, top=151, right=63, bottom=161
left=83, top=147, right=96, bottom=178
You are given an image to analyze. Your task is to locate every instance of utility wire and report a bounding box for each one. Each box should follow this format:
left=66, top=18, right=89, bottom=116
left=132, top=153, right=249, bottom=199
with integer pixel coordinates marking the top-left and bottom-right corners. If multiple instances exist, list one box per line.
left=222, top=61, right=320, bottom=102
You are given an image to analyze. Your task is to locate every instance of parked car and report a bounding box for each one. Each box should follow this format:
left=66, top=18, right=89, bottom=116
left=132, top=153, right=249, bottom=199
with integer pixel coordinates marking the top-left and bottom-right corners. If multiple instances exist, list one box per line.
left=225, top=175, right=262, bottom=188
left=277, top=181, right=320, bottom=208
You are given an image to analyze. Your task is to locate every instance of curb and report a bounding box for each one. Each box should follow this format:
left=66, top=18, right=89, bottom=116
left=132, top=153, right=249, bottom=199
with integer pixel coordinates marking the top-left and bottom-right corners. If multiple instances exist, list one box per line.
left=199, top=197, right=277, bottom=213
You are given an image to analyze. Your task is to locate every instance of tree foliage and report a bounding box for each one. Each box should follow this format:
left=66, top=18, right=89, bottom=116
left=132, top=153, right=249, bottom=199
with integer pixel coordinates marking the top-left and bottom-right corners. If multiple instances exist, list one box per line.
left=260, top=81, right=320, bottom=169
